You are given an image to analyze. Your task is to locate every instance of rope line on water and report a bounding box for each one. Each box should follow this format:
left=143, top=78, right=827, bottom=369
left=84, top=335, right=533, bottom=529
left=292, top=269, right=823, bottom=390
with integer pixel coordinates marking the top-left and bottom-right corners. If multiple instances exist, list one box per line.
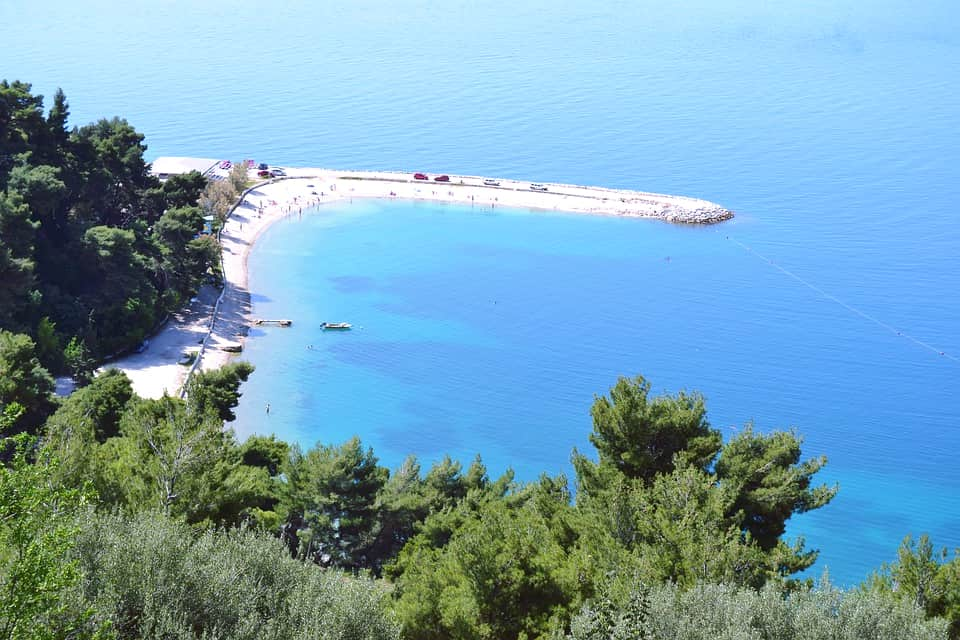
left=715, top=230, right=957, bottom=363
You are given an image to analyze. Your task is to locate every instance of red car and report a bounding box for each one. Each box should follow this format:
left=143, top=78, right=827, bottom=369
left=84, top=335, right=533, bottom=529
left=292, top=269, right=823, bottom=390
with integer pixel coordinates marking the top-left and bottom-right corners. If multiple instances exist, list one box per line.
left=414, top=173, right=429, bottom=180
left=434, top=175, right=450, bottom=182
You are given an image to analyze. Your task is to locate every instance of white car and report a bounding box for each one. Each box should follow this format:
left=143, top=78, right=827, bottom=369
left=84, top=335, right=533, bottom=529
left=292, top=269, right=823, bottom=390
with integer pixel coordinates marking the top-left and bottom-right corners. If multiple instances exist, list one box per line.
left=270, top=168, right=286, bottom=177
left=529, top=183, right=548, bottom=192
left=483, top=178, right=501, bottom=186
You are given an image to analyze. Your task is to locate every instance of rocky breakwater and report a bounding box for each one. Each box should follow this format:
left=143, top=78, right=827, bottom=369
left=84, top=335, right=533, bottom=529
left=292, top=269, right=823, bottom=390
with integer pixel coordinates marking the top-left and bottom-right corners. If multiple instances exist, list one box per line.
left=659, top=203, right=735, bottom=224
left=578, top=184, right=734, bottom=224
left=613, top=196, right=734, bottom=224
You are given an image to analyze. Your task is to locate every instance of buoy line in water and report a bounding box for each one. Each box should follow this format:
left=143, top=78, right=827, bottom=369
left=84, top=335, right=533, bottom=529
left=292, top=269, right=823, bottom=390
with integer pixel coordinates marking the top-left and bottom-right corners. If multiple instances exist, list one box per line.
left=714, top=229, right=958, bottom=363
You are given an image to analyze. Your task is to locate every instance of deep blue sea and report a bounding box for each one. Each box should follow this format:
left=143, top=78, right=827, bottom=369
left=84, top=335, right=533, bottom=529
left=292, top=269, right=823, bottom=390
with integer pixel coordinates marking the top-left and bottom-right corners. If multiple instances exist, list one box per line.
left=7, top=0, right=958, bottom=585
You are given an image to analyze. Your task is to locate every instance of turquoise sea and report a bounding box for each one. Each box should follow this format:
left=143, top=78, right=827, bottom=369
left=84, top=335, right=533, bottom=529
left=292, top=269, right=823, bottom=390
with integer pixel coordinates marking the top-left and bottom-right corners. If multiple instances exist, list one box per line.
left=6, top=0, right=958, bottom=585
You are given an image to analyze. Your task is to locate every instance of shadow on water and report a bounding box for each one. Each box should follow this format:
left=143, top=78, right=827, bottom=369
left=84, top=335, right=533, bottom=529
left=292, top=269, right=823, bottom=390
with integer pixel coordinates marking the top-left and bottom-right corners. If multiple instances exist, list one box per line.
left=328, top=275, right=380, bottom=293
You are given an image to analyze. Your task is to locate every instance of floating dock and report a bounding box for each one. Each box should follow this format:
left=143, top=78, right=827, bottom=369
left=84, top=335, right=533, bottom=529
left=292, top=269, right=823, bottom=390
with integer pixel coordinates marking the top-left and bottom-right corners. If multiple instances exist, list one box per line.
left=253, top=319, right=293, bottom=326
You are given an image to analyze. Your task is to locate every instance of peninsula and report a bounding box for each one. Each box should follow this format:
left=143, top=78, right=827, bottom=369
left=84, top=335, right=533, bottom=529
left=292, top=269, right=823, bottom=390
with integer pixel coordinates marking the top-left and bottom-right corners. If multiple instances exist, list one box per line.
left=109, top=162, right=734, bottom=398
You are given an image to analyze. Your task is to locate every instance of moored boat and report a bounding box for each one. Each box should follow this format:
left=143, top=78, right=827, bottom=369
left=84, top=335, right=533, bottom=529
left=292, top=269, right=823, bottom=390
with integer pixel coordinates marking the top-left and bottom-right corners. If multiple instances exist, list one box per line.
left=321, top=322, right=352, bottom=330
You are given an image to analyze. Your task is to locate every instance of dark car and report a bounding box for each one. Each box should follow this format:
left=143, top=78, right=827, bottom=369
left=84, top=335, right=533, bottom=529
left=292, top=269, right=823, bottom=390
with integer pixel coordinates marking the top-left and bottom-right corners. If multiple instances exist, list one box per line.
left=414, top=173, right=429, bottom=180
left=258, top=163, right=269, bottom=170
left=434, top=174, right=450, bottom=182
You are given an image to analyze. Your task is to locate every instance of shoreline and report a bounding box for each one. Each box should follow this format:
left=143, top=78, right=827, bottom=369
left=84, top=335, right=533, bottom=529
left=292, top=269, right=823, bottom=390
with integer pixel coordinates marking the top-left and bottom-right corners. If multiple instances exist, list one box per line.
left=110, top=168, right=733, bottom=398
left=272, top=168, right=734, bottom=223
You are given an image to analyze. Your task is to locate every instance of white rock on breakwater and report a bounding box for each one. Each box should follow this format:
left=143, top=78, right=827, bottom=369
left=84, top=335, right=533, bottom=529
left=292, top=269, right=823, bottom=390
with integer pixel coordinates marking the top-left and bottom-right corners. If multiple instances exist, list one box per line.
left=660, top=205, right=735, bottom=224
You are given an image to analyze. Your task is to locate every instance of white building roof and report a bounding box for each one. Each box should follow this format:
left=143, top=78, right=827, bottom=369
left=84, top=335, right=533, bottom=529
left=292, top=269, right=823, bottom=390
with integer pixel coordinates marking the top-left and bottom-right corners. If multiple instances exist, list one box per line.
left=150, top=157, right=219, bottom=178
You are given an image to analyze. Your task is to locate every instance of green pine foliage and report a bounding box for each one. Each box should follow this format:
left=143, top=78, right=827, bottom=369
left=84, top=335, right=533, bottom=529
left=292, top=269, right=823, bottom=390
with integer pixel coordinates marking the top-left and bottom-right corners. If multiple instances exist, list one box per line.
left=41, top=366, right=282, bottom=528
left=186, top=362, right=255, bottom=422
left=0, top=434, right=106, bottom=640
left=865, top=535, right=960, bottom=639
left=586, top=374, right=721, bottom=481
left=7, top=363, right=954, bottom=639
left=281, top=437, right=391, bottom=570
left=0, top=81, right=215, bottom=363
left=389, top=476, right=585, bottom=640
left=0, top=329, right=56, bottom=436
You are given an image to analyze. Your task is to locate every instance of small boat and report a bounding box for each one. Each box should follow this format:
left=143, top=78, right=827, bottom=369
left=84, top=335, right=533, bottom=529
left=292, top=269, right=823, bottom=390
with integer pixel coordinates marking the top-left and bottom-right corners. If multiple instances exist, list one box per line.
left=321, top=322, right=352, bottom=330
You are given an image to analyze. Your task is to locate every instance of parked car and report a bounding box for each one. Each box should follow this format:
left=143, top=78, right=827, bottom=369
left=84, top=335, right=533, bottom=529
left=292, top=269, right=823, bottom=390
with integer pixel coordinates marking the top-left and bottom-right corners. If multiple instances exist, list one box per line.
left=258, top=170, right=271, bottom=178
left=529, top=183, right=548, bottom=192
left=483, top=178, right=501, bottom=186
left=414, top=172, right=429, bottom=180
left=258, top=163, right=269, bottom=170
left=434, top=174, right=450, bottom=182
left=219, top=160, right=232, bottom=170
left=270, top=168, right=286, bottom=177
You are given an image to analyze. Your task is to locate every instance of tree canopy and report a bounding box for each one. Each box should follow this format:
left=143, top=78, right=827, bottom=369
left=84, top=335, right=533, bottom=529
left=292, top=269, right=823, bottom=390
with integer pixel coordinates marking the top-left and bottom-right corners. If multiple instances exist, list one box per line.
left=585, top=375, right=721, bottom=482
left=866, top=535, right=960, bottom=639
left=0, top=81, right=217, bottom=365
left=7, top=358, right=951, bottom=639
left=0, top=434, right=103, bottom=639
left=0, top=329, right=56, bottom=435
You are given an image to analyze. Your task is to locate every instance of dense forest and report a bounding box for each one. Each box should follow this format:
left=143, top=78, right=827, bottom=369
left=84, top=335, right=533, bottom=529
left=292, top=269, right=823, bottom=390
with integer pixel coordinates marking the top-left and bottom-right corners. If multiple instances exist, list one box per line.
left=2, top=82, right=959, bottom=639
left=0, top=80, right=217, bottom=391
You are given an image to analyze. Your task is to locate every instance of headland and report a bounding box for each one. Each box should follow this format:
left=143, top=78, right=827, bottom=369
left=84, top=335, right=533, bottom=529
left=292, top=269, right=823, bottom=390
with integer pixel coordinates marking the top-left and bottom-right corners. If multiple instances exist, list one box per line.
left=250, top=167, right=734, bottom=223
left=109, top=165, right=733, bottom=398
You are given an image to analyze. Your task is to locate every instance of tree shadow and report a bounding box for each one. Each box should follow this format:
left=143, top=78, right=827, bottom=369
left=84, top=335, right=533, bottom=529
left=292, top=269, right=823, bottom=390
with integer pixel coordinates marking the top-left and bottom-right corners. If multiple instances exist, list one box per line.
left=212, top=279, right=252, bottom=344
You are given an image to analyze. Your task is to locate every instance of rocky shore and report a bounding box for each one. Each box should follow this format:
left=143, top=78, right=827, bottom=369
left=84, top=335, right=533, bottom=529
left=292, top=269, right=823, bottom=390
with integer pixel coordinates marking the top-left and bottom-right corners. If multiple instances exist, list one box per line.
left=658, top=204, right=735, bottom=224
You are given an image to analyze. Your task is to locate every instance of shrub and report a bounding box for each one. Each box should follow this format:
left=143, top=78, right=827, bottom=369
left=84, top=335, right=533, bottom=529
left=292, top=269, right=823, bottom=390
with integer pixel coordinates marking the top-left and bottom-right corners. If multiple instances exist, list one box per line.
left=71, top=510, right=399, bottom=640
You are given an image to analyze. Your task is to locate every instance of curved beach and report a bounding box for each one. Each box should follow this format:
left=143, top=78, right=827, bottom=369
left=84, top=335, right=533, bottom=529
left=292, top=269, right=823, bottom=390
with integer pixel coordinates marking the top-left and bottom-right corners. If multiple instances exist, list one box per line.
left=111, top=168, right=733, bottom=398
left=262, top=168, right=733, bottom=223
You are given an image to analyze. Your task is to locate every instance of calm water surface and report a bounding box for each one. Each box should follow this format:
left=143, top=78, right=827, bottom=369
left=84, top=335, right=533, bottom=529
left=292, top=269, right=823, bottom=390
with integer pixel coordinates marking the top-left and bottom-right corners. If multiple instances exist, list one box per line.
left=6, top=0, right=958, bottom=584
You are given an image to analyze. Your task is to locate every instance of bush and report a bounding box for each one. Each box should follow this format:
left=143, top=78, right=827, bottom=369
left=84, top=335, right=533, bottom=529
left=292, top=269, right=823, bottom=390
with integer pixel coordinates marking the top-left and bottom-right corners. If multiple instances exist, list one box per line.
left=71, top=510, right=399, bottom=640
left=568, top=580, right=947, bottom=640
